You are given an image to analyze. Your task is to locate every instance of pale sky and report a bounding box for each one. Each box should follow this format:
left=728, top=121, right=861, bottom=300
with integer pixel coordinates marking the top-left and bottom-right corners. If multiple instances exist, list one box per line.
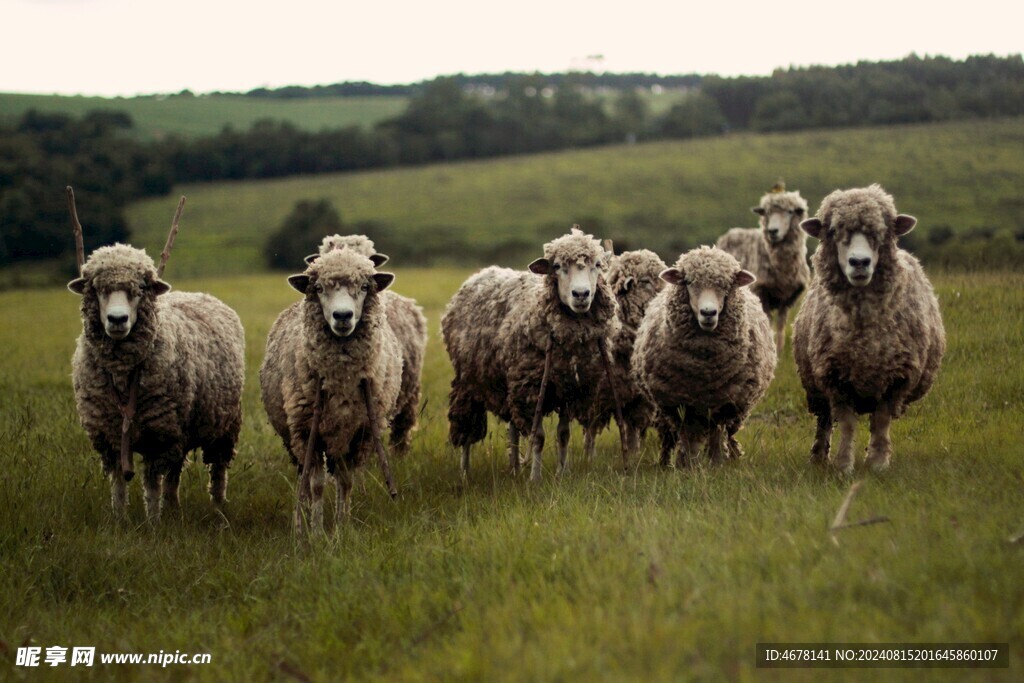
left=3, top=0, right=1021, bottom=97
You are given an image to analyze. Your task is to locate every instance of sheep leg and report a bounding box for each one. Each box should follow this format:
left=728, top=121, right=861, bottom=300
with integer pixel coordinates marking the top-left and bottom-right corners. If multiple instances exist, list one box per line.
left=556, top=412, right=571, bottom=477
left=334, top=465, right=353, bottom=526
left=142, top=462, right=162, bottom=522
left=507, top=424, right=520, bottom=474
left=726, top=424, right=744, bottom=460
left=674, top=426, right=691, bottom=469
left=866, top=406, right=894, bottom=472
left=208, top=462, right=229, bottom=507
left=597, top=337, right=629, bottom=471
left=774, top=309, right=788, bottom=356
left=708, top=424, right=726, bottom=465
left=309, top=459, right=326, bottom=534
left=107, top=461, right=128, bottom=521
left=657, top=418, right=678, bottom=468
left=810, top=411, right=833, bottom=465
left=529, top=336, right=554, bottom=483
left=460, top=445, right=471, bottom=478
left=833, top=405, right=857, bottom=475
left=162, top=461, right=182, bottom=511
left=583, top=425, right=596, bottom=462
left=295, top=383, right=323, bottom=534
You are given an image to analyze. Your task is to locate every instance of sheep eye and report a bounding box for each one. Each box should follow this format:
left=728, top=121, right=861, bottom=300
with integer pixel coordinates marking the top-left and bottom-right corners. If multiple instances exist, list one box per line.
left=361, top=283, right=370, bottom=292
left=314, top=283, right=324, bottom=294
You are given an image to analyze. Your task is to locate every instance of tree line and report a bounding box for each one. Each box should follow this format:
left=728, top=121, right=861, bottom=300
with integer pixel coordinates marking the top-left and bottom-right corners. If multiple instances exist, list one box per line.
left=2, top=54, right=1022, bottom=266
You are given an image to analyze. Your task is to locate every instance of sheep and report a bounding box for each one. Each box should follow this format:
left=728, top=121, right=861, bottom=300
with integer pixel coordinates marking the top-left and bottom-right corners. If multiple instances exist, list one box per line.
left=633, top=246, right=776, bottom=467
left=581, top=248, right=667, bottom=460
left=442, top=226, right=621, bottom=481
left=68, top=245, right=245, bottom=521
left=716, top=182, right=810, bottom=354
left=793, top=185, right=945, bottom=474
left=260, top=249, right=402, bottom=531
left=307, top=233, right=427, bottom=454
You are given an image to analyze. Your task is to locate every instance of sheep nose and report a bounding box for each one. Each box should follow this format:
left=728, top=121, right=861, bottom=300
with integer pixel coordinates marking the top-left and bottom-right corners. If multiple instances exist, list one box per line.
left=571, top=288, right=591, bottom=300
left=333, top=310, right=353, bottom=322
left=767, top=228, right=778, bottom=236
left=700, top=307, right=718, bottom=318
left=107, top=313, right=129, bottom=325
left=848, top=256, right=871, bottom=268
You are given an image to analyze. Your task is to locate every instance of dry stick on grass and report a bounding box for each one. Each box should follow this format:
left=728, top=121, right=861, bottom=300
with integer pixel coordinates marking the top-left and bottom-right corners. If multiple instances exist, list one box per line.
left=597, top=336, right=629, bottom=472
left=66, top=186, right=85, bottom=275
left=831, top=516, right=891, bottom=531
left=362, top=378, right=398, bottom=499
left=830, top=480, right=863, bottom=532
left=157, top=196, right=186, bottom=278
left=530, top=335, right=555, bottom=476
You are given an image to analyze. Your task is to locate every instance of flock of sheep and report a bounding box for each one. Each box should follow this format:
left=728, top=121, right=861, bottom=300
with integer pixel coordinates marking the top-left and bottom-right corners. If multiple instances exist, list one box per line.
left=65, top=182, right=946, bottom=530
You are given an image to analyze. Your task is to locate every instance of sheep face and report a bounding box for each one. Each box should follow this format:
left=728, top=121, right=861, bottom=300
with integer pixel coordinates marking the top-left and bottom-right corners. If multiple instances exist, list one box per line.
left=759, top=208, right=800, bottom=244
left=288, top=250, right=394, bottom=338
left=661, top=247, right=755, bottom=332
left=531, top=256, right=603, bottom=314
left=67, top=245, right=171, bottom=341
left=753, top=191, right=807, bottom=244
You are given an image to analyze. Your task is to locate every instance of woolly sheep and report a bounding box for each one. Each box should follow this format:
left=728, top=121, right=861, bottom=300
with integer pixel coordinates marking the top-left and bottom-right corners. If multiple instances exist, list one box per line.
left=442, top=226, right=620, bottom=481
left=633, top=246, right=776, bottom=466
left=793, top=185, right=945, bottom=474
left=260, top=249, right=402, bottom=531
left=68, top=244, right=245, bottom=521
left=582, top=249, right=666, bottom=459
left=716, top=184, right=810, bottom=354
left=309, top=233, right=427, bottom=454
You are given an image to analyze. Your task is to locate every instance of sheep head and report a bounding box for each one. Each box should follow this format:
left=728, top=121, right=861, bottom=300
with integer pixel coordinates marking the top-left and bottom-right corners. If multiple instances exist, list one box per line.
left=661, top=246, right=755, bottom=332
left=67, top=244, right=171, bottom=341
left=801, top=184, right=916, bottom=288
left=289, top=249, right=393, bottom=338
left=529, top=225, right=609, bottom=315
left=752, top=188, right=808, bottom=245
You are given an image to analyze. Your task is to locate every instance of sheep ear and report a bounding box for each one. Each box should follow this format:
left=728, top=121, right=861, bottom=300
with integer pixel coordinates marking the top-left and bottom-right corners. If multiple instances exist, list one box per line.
left=151, top=279, right=172, bottom=296
left=67, top=277, right=87, bottom=295
left=288, top=274, right=311, bottom=293
left=528, top=258, right=552, bottom=275
left=370, top=253, right=390, bottom=268
left=659, top=268, right=685, bottom=286
left=801, top=218, right=824, bottom=238
left=373, top=272, right=395, bottom=292
left=735, top=270, right=756, bottom=288
left=894, top=214, right=917, bottom=236
left=304, top=253, right=319, bottom=265
left=751, top=206, right=766, bottom=216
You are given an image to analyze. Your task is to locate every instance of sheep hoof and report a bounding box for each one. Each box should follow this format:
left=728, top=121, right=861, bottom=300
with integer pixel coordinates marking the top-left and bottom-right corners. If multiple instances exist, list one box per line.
left=866, top=450, right=892, bottom=472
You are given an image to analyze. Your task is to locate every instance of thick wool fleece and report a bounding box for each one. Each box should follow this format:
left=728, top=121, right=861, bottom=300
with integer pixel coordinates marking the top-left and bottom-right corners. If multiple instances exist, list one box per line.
left=260, top=250, right=401, bottom=472
left=717, top=190, right=810, bottom=313
left=316, top=233, right=426, bottom=450
left=585, top=249, right=666, bottom=436
left=633, top=247, right=776, bottom=441
left=793, top=185, right=945, bottom=418
left=72, top=245, right=244, bottom=475
left=442, top=229, right=619, bottom=447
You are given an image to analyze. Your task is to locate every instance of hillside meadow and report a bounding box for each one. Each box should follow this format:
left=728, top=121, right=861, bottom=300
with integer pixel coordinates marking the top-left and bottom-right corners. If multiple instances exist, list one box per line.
left=123, top=117, right=1024, bottom=277
left=0, top=267, right=1021, bottom=681
left=0, top=92, right=408, bottom=139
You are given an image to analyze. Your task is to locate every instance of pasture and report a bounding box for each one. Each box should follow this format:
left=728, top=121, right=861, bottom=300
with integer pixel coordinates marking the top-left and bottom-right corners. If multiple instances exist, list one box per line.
left=0, top=267, right=1021, bottom=680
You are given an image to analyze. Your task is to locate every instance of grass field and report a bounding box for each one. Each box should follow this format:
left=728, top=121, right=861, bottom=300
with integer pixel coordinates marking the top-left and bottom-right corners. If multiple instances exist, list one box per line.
left=0, top=268, right=1021, bottom=680
left=0, top=92, right=408, bottom=139
left=122, top=117, right=1024, bottom=277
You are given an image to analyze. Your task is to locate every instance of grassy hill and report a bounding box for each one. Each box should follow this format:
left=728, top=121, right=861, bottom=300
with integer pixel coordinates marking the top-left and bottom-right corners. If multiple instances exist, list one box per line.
left=121, top=117, right=1024, bottom=278
left=0, top=269, right=1021, bottom=679
left=0, top=92, right=408, bottom=139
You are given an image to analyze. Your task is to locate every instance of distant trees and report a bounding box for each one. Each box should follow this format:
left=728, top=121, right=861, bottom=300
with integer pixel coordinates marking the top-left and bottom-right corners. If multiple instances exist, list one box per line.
left=0, top=110, right=170, bottom=266
left=264, top=199, right=345, bottom=270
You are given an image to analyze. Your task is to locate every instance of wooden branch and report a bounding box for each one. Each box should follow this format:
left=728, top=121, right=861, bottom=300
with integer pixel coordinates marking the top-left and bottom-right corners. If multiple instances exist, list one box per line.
left=156, top=196, right=186, bottom=278
left=829, top=480, right=862, bottom=531
left=597, top=336, right=629, bottom=471
left=362, top=378, right=398, bottom=498
left=530, top=335, right=555, bottom=460
left=66, top=186, right=85, bottom=275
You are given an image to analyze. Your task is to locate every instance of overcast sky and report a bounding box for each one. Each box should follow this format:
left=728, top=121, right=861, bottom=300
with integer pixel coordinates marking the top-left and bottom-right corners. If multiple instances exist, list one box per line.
left=4, top=0, right=1021, bottom=97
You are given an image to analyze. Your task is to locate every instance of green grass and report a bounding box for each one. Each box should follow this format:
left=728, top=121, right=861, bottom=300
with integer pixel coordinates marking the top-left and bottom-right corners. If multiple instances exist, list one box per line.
left=0, top=92, right=408, bottom=139
left=0, top=269, right=1021, bottom=680
left=123, top=117, right=1024, bottom=277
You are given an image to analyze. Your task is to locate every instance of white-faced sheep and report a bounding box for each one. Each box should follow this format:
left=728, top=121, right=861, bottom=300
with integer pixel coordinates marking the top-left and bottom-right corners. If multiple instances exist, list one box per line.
left=260, top=249, right=402, bottom=531
left=716, top=183, right=810, bottom=354
left=442, top=226, right=621, bottom=481
left=69, top=245, right=245, bottom=521
left=633, top=246, right=776, bottom=466
left=308, top=233, right=427, bottom=454
left=793, top=185, right=945, bottom=474
left=582, top=249, right=666, bottom=459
